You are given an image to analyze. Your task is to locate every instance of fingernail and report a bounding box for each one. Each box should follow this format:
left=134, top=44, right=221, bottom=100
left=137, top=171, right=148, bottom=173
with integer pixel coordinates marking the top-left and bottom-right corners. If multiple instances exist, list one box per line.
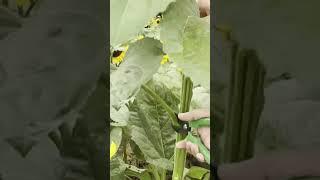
left=178, top=113, right=187, bottom=120
left=196, top=153, right=204, bottom=162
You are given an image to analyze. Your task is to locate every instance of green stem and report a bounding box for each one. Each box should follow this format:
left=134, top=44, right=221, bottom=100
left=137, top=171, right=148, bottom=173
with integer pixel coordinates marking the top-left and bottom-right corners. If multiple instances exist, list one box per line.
left=172, top=133, right=187, bottom=180
left=223, top=41, right=238, bottom=163
left=238, top=50, right=258, bottom=160
left=223, top=47, right=266, bottom=163
left=149, top=165, right=161, bottom=180
left=141, top=76, right=193, bottom=179
left=172, top=75, right=193, bottom=180
left=230, top=49, right=247, bottom=162
left=161, top=169, right=167, bottom=180
left=247, top=64, right=265, bottom=157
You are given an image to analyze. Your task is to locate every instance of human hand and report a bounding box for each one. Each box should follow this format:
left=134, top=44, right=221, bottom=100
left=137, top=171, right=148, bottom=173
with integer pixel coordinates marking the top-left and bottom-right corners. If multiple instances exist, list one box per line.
left=196, top=0, right=210, bottom=17
left=176, top=109, right=210, bottom=162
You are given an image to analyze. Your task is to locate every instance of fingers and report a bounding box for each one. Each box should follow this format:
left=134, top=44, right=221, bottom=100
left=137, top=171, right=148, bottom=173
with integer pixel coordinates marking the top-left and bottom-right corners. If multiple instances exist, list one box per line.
left=178, top=109, right=209, bottom=121
left=176, top=140, right=186, bottom=148
left=198, top=127, right=210, bottom=149
left=176, top=140, right=205, bottom=162
left=196, top=0, right=210, bottom=17
left=196, top=153, right=205, bottom=162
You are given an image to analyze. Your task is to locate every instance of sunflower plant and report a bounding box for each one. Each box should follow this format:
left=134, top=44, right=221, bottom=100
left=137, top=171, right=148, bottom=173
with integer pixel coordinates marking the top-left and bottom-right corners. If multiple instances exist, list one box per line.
left=110, top=0, right=210, bottom=179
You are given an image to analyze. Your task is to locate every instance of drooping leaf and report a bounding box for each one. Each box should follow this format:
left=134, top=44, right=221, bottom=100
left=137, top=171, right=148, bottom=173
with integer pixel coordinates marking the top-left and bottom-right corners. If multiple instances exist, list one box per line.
left=124, top=165, right=152, bottom=180
left=48, top=79, right=107, bottom=180
left=171, top=16, right=210, bottom=88
left=185, top=166, right=210, bottom=180
left=110, top=105, right=130, bottom=127
left=110, top=37, right=164, bottom=109
left=215, top=1, right=320, bottom=91
left=110, top=0, right=175, bottom=47
left=191, top=86, right=210, bottom=110
left=110, top=156, right=127, bottom=180
left=152, top=62, right=182, bottom=96
left=160, top=0, right=199, bottom=54
left=0, top=10, right=106, bottom=155
left=0, top=137, right=63, bottom=180
left=128, top=81, right=179, bottom=170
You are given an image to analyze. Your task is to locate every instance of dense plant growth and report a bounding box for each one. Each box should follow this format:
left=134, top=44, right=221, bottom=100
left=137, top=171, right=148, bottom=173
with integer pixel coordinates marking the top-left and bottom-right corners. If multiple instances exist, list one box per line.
left=110, top=0, right=210, bottom=179
left=0, top=0, right=107, bottom=179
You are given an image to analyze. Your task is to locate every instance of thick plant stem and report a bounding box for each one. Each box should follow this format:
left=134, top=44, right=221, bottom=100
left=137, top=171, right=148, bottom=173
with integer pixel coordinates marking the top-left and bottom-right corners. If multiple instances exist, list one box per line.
left=223, top=48, right=266, bottom=163
left=161, top=169, right=167, bottom=180
left=172, top=75, right=193, bottom=180
left=141, top=77, right=193, bottom=179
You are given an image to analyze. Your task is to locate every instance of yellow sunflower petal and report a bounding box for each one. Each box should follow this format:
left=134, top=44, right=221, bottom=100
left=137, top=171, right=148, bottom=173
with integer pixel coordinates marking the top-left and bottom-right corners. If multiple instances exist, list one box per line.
left=123, top=45, right=129, bottom=51
left=110, top=141, right=117, bottom=159
left=136, top=35, right=144, bottom=41
left=161, top=54, right=169, bottom=65
left=111, top=45, right=129, bottom=66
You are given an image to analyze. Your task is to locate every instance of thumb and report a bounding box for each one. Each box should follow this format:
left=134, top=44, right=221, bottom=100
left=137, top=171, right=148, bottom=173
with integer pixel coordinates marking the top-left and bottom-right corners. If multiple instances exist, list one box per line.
left=178, top=109, right=209, bottom=121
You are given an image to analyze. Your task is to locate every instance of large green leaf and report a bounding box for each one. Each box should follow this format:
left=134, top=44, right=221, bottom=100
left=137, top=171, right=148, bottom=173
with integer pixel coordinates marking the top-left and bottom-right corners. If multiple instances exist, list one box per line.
left=110, top=105, right=130, bottom=127
left=191, top=86, right=210, bottom=109
left=160, top=0, right=199, bottom=54
left=0, top=137, right=62, bottom=180
left=215, top=1, right=320, bottom=91
left=110, top=156, right=127, bottom=180
left=128, top=81, right=179, bottom=170
left=110, top=0, right=175, bottom=47
left=185, top=166, right=210, bottom=180
left=152, top=62, right=182, bottom=97
left=0, top=10, right=106, bottom=155
left=110, top=38, right=164, bottom=109
left=171, top=16, right=210, bottom=88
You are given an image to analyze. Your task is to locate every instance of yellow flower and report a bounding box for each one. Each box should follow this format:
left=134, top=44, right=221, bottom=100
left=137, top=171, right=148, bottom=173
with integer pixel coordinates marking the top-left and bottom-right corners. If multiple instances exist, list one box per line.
left=110, top=141, right=117, bottom=159
left=150, top=17, right=160, bottom=26
left=136, top=35, right=144, bottom=41
left=145, top=14, right=162, bottom=28
left=161, top=54, right=169, bottom=65
left=111, top=45, right=129, bottom=66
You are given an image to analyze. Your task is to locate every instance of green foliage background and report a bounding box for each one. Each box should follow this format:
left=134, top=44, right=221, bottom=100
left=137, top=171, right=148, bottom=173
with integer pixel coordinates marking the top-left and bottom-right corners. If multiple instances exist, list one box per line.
left=110, top=0, right=210, bottom=179
left=0, top=0, right=107, bottom=179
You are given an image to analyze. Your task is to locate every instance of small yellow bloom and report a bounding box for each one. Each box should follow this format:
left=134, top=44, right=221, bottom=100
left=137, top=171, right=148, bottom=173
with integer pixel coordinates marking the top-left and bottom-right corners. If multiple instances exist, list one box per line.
left=110, top=141, right=117, bottom=159
left=111, top=45, right=129, bottom=66
left=136, top=35, right=144, bottom=41
left=145, top=14, right=162, bottom=28
left=150, top=18, right=160, bottom=26
left=161, top=54, right=169, bottom=65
